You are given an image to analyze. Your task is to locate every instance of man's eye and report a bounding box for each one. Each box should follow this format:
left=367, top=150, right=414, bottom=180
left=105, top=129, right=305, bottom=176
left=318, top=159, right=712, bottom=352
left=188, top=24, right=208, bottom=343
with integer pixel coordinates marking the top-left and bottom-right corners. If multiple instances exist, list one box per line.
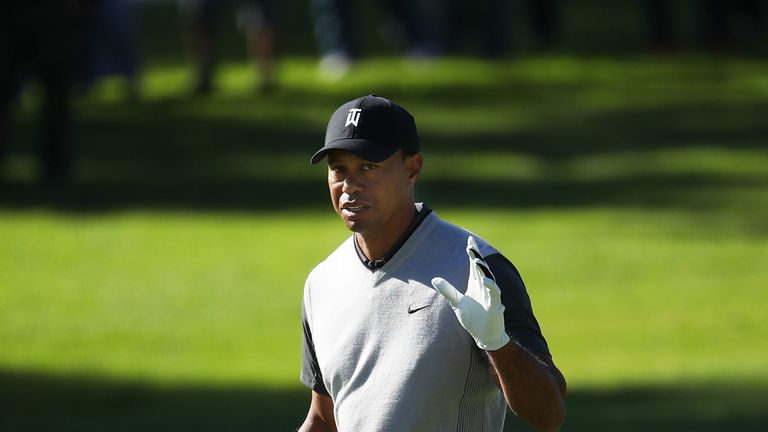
left=362, top=164, right=377, bottom=171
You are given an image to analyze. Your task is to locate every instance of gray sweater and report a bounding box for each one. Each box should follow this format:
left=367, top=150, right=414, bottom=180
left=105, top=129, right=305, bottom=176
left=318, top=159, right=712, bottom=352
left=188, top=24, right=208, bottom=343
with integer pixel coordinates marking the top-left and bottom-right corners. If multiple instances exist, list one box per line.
left=301, top=205, right=548, bottom=431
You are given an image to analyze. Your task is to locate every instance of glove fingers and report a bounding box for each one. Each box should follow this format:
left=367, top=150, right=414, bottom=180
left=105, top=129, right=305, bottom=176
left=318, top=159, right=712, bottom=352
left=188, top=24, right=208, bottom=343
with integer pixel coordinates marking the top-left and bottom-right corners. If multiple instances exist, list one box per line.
left=466, top=237, right=484, bottom=300
left=473, top=258, right=495, bottom=281
left=466, top=237, right=483, bottom=273
left=466, top=236, right=480, bottom=257
left=466, top=236, right=496, bottom=293
left=486, top=277, right=502, bottom=309
left=431, top=277, right=462, bottom=308
left=471, top=257, right=498, bottom=307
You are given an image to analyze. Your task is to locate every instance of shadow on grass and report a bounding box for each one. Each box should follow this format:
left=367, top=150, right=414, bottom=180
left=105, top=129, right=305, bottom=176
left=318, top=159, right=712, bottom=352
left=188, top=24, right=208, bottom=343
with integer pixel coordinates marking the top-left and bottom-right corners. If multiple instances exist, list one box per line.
left=2, top=370, right=767, bottom=431
left=2, top=83, right=767, bottom=215
left=1, top=172, right=766, bottom=214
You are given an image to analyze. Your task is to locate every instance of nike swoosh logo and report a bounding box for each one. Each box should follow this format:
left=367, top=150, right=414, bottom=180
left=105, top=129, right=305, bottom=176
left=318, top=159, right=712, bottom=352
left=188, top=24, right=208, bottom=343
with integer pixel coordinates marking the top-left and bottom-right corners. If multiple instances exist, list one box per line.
left=407, top=304, right=431, bottom=314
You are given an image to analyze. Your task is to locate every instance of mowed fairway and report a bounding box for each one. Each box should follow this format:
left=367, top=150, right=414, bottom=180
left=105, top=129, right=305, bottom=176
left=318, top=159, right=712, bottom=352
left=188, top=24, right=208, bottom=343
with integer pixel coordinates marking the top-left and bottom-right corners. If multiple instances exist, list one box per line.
left=2, top=55, right=768, bottom=431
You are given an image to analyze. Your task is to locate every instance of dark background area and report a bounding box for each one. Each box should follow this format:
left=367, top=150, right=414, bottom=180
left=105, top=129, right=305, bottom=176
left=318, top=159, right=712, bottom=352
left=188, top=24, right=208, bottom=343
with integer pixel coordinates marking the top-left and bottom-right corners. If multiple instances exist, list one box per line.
left=136, top=0, right=768, bottom=64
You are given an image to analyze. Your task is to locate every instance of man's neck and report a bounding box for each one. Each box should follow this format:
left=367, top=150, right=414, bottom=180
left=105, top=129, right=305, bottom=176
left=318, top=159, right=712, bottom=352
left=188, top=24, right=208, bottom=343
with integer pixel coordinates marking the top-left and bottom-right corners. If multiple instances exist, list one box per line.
left=355, top=205, right=418, bottom=261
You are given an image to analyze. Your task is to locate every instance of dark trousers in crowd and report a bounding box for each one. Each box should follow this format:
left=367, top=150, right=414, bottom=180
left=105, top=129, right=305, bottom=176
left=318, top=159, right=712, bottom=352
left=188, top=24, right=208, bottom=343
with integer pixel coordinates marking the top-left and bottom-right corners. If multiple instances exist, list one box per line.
left=0, top=1, right=87, bottom=183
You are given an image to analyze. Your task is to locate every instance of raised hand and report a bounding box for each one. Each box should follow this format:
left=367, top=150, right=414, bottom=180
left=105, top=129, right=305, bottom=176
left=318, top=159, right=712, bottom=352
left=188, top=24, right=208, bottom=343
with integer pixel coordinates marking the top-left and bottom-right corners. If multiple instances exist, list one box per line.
left=431, top=236, right=510, bottom=351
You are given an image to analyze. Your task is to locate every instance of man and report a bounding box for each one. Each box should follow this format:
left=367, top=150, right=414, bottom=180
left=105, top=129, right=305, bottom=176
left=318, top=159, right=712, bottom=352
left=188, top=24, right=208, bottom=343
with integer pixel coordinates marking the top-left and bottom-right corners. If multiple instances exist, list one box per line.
left=299, top=95, right=566, bottom=431
left=178, top=0, right=277, bottom=94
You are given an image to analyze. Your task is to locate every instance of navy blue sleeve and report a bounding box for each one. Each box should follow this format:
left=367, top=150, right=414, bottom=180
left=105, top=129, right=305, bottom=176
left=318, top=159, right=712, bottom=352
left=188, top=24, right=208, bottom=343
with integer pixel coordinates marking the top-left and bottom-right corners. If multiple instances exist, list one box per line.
left=301, top=303, right=330, bottom=395
left=485, top=253, right=550, bottom=354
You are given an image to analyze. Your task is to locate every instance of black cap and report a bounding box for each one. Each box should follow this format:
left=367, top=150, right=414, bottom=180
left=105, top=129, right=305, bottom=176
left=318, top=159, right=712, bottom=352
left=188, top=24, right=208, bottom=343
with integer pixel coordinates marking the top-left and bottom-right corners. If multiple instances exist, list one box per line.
left=310, top=95, right=419, bottom=164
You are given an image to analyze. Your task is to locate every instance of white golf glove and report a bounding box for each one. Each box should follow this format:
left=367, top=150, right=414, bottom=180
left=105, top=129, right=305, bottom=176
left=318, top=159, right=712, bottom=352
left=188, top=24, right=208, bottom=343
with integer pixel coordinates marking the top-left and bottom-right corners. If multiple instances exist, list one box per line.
left=431, top=236, right=511, bottom=351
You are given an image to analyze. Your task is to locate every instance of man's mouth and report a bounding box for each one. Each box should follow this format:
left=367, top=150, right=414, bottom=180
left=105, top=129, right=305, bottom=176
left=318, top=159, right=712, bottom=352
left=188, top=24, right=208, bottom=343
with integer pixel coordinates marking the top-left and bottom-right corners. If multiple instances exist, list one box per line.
left=341, top=202, right=370, bottom=217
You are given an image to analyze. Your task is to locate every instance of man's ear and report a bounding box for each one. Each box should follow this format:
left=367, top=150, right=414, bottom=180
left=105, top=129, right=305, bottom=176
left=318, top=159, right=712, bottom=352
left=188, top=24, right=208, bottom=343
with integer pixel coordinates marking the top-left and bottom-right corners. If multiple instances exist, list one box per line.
left=405, top=153, right=424, bottom=185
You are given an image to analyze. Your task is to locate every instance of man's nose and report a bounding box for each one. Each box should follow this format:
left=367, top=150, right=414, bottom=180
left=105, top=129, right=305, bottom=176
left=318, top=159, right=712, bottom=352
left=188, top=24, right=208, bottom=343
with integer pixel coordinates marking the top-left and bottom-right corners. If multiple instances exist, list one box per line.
left=342, top=172, right=363, bottom=194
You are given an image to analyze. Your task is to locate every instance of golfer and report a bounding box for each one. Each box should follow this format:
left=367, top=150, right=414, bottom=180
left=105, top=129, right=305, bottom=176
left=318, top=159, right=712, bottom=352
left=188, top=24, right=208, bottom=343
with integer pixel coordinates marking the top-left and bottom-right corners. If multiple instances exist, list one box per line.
left=299, top=95, right=566, bottom=431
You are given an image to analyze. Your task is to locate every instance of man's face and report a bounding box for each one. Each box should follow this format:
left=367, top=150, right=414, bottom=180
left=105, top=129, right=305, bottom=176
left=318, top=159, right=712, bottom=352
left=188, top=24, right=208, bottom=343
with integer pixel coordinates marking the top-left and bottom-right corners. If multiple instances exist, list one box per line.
left=327, top=150, right=422, bottom=235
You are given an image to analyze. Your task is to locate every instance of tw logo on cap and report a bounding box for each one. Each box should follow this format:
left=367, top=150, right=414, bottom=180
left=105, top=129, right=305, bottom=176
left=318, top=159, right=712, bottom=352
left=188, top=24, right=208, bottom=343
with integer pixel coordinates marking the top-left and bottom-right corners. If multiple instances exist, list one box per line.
left=345, top=108, right=362, bottom=127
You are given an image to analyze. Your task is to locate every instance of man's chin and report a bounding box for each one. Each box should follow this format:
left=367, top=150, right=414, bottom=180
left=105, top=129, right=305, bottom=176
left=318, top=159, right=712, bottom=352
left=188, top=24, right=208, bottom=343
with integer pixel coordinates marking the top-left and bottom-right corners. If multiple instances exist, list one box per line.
left=344, top=221, right=362, bottom=232
left=343, top=219, right=369, bottom=233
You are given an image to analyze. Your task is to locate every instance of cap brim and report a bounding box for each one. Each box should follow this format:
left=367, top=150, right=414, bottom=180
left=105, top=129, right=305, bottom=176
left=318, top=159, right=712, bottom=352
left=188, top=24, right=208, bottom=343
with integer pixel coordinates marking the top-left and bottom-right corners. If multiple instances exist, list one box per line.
left=310, top=138, right=399, bottom=164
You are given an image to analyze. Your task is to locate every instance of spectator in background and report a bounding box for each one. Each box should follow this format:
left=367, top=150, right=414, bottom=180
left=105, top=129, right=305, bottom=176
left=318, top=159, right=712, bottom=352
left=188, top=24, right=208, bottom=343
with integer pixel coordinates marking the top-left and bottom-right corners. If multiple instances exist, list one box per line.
left=238, top=1, right=277, bottom=92
left=309, top=0, right=357, bottom=80
left=388, top=0, right=439, bottom=58
left=428, top=0, right=555, bottom=57
left=525, top=0, right=555, bottom=51
left=179, top=0, right=277, bottom=94
left=0, top=0, right=89, bottom=184
left=81, top=0, right=142, bottom=99
left=700, top=0, right=765, bottom=52
left=645, top=0, right=766, bottom=54
left=310, top=0, right=440, bottom=80
left=498, top=0, right=555, bottom=55
left=645, top=0, right=676, bottom=52
left=408, top=0, right=458, bottom=57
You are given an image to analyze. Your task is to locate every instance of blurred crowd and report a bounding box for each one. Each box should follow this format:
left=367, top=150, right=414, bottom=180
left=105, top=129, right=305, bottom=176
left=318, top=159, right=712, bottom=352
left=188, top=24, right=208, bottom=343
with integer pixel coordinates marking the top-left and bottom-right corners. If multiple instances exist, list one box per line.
left=1, top=0, right=767, bottom=183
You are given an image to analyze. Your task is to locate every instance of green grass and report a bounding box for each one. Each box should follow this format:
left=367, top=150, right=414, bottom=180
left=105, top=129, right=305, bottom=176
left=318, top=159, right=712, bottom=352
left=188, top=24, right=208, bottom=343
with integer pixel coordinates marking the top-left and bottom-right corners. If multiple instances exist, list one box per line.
left=2, top=54, right=768, bottom=430
left=0, top=210, right=341, bottom=384
left=2, top=208, right=766, bottom=387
